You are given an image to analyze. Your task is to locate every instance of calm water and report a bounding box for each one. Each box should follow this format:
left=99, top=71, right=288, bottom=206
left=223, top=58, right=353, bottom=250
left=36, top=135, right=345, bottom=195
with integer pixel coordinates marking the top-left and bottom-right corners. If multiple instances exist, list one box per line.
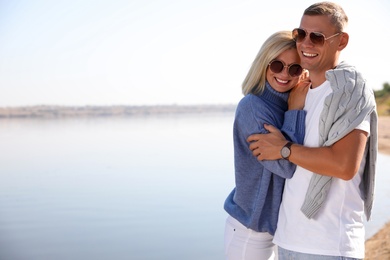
left=0, top=113, right=389, bottom=260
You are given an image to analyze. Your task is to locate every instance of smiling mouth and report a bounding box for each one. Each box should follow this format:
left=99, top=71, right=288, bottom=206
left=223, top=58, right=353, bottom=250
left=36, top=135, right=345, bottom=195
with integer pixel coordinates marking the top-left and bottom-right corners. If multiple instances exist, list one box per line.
left=276, top=78, right=288, bottom=84
left=303, top=51, right=318, bottom=57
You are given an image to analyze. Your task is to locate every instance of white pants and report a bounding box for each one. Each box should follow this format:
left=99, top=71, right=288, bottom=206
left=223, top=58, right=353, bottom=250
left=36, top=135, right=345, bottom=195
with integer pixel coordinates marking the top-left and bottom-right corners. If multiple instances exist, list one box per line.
left=224, top=215, right=278, bottom=260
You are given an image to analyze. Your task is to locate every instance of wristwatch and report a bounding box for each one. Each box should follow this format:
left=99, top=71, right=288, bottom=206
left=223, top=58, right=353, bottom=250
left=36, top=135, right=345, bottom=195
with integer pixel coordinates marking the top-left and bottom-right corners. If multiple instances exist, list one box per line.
left=281, top=142, right=293, bottom=160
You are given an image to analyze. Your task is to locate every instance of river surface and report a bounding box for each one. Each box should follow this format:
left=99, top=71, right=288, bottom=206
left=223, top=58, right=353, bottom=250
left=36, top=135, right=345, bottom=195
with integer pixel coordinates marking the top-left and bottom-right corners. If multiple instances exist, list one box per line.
left=0, top=113, right=388, bottom=259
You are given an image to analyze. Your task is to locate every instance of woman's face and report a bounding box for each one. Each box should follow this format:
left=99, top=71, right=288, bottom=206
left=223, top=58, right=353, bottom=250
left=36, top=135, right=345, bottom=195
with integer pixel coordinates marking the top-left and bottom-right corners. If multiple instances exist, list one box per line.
left=266, top=48, right=301, bottom=93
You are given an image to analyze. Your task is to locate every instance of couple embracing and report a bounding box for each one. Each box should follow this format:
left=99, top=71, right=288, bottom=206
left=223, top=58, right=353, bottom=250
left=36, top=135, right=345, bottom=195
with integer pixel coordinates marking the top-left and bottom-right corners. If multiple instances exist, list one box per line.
left=224, top=2, right=377, bottom=260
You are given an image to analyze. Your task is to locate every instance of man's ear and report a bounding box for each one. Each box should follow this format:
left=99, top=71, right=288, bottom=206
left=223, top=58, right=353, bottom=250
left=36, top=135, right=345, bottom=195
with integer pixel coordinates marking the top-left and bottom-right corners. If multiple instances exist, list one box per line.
left=338, top=32, right=349, bottom=51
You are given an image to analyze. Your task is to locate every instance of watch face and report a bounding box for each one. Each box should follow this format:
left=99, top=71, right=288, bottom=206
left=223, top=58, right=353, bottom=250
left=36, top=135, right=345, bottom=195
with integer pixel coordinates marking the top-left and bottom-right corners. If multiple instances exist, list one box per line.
left=281, top=147, right=290, bottom=158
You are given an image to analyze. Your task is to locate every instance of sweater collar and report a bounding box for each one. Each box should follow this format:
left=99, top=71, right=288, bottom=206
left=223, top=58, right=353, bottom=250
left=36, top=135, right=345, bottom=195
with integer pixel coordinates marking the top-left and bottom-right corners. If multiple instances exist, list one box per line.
left=259, top=81, right=290, bottom=105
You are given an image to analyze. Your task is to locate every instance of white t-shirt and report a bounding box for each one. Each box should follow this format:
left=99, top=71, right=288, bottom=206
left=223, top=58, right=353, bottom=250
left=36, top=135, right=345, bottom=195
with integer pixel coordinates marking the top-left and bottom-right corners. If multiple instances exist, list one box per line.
left=273, top=81, right=370, bottom=258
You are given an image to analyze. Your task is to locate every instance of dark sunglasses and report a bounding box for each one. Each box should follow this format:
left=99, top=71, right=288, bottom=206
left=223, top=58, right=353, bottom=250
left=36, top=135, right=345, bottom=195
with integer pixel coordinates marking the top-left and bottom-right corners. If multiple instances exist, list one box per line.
left=268, top=60, right=303, bottom=77
left=292, top=28, right=341, bottom=46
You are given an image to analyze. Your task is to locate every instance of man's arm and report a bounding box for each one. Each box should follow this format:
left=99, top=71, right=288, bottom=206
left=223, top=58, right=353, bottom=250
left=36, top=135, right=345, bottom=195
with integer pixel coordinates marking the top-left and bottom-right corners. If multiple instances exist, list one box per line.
left=247, top=124, right=368, bottom=180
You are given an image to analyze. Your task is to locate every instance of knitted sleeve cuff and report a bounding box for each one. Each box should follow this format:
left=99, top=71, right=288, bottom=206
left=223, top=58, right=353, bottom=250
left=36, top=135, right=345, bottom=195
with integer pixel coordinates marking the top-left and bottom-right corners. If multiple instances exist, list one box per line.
left=301, top=175, right=333, bottom=219
left=281, top=110, right=306, bottom=143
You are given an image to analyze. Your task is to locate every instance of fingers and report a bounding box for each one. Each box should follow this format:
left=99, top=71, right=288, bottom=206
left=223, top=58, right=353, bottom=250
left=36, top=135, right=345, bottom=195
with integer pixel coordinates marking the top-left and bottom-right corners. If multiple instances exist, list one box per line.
left=247, top=134, right=261, bottom=143
left=252, top=148, right=263, bottom=160
left=247, top=124, right=277, bottom=142
left=249, top=145, right=263, bottom=160
left=296, top=79, right=311, bottom=89
left=247, top=125, right=279, bottom=143
left=299, top=69, right=310, bottom=81
left=263, top=124, right=278, bottom=133
left=248, top=141, right=258, bottom=151
left=297, top=69, right=311, bottom=88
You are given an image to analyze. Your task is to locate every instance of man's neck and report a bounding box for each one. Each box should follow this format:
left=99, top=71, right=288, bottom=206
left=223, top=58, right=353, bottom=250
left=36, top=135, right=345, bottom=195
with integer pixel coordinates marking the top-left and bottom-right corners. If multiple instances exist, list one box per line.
left=308, top=61, right=340, bottom=89
left=308, top=72, right=327, bottom=89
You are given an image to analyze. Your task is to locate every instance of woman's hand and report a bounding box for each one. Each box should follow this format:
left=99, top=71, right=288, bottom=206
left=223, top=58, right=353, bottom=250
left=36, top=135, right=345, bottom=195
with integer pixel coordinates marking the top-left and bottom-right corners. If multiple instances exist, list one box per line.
left=288, top=69, right=310, bottom=110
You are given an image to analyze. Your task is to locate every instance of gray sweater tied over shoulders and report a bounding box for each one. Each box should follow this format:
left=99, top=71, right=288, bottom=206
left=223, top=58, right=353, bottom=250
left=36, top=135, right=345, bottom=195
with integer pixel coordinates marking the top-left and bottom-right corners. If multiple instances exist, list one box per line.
left=300, top=61, right=378, bottom=221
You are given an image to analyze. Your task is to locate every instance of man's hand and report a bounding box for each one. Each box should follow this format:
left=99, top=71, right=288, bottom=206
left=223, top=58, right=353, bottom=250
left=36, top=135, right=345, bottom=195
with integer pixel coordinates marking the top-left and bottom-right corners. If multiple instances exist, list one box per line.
left=247, top=124, right=288, bottom=160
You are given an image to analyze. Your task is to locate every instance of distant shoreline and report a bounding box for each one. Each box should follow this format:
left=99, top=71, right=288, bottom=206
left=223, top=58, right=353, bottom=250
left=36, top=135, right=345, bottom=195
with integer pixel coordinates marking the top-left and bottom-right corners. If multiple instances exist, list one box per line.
left=0, top=104, right=237, bottom=119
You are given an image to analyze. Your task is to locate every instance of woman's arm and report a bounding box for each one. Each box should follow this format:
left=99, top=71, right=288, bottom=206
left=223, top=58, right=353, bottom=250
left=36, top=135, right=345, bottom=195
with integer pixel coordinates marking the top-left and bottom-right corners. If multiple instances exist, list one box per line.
left=235, top=95, right=306, bottom=179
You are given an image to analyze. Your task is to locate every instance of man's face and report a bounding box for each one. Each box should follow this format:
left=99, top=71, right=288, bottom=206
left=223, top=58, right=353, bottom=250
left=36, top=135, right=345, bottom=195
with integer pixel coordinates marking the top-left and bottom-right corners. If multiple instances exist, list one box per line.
left=296, top=15, right=342, bottom=74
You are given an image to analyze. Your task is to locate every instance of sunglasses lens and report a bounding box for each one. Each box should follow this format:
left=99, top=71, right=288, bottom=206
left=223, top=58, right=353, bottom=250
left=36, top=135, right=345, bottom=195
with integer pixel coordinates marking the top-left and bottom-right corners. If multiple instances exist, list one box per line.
left=293, top=29, right=326, bottom=46
left=289, top=64, right=303, bottom=77
left=269, top=60, right=302, bottom=77
left=269, top=60, right=284, bottom=73
left=310, top=32, right=325, bottom=45
left=293, top=28, right=306, bottom=42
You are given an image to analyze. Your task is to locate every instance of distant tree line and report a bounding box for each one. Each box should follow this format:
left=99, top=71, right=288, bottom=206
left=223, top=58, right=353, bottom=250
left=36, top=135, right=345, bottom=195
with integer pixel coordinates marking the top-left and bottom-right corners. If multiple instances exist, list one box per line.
left=374, top=82, right=390, bottom=98
left=374, top=82, right=390, bottom=116
left=0, top=104, right=237, bottom=119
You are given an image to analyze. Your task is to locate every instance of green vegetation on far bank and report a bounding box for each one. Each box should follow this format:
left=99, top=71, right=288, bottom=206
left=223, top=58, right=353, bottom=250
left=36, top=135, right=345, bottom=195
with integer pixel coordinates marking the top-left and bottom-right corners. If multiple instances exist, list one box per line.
left=375, top=82, right=390, bottom=116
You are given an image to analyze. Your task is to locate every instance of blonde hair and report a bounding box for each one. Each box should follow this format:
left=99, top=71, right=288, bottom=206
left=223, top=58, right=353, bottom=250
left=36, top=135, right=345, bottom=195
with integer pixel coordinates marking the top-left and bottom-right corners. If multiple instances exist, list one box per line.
left=304, top=2, right=348, bottom=32
left=242, top=31, right=296, bottom=95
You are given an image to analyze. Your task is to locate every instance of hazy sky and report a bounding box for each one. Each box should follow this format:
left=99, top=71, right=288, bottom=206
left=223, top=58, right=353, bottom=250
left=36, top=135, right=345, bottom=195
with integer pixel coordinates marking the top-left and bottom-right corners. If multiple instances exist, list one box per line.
left=1, top=0, right=389, bottom=106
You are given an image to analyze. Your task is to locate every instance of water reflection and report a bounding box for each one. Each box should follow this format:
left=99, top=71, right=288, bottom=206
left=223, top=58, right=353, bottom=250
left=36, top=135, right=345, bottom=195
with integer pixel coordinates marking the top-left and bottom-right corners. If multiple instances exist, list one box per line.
left=0, top=114, right=235, bottom=260
left=0, top=114, right=388, bottom=259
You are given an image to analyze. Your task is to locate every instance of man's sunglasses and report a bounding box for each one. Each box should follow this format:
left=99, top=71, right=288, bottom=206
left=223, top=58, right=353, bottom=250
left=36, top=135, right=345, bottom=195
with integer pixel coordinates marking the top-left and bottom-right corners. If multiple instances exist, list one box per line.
left=292, top=28, right=341, bottom=46
left=268, top=60, right=303, bottom=77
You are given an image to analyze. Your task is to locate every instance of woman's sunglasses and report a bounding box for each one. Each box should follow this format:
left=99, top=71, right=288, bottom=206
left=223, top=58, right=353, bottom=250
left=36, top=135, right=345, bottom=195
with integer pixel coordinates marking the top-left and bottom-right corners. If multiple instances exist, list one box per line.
left=268, top=60, right=303, bottom=77
left=292, top=28, right=341, bottom=46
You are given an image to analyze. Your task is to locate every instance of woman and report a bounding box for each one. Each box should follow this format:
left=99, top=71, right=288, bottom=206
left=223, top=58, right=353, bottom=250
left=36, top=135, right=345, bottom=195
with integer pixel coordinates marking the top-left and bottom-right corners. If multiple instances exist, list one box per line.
left=223, top=31, right=310, bottom=259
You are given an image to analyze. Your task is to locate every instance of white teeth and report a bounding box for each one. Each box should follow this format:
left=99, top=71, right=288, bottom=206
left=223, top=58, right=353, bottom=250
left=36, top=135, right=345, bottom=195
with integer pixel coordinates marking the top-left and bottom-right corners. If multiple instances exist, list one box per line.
left=276, top=78, right=288, bottom=84
left=303, top=52, right=317, bottom=57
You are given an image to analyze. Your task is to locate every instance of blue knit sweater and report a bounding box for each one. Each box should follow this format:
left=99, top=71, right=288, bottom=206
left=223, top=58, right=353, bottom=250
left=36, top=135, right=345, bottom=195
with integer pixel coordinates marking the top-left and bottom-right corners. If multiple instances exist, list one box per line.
left=224, top=82, right=306, bottom=235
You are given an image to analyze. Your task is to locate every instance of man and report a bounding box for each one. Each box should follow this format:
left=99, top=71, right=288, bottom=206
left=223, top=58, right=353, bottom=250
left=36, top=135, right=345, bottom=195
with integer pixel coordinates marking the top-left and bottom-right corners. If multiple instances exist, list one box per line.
left=247, top=2, right=377, bottom=259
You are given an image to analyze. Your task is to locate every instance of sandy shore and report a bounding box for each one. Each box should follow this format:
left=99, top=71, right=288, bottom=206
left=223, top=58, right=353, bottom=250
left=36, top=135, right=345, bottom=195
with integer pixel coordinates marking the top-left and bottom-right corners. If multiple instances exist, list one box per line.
left=365, top=116, right=390, bottom=259
left=376, top=116, right=390, bottom=156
